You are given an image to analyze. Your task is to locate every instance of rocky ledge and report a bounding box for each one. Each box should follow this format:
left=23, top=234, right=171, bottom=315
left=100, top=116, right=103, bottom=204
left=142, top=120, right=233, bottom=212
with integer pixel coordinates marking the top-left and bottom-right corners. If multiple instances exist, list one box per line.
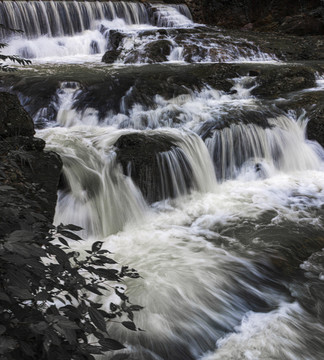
left=0, top=92, right=62, bottom=237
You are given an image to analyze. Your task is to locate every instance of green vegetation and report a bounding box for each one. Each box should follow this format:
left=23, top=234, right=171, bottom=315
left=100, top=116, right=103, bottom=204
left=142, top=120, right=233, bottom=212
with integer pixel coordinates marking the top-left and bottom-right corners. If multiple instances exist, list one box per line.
left=0, top=224, right=142, bottom=359
left=0, top=24, right=31, bottom=71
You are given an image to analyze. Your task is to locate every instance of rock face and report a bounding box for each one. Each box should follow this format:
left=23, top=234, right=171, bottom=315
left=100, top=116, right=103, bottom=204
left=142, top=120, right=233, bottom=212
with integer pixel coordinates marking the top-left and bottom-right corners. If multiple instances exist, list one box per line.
left=0, top=92, right=62, bottom=237
left=185, top=0, right=324, bottom=36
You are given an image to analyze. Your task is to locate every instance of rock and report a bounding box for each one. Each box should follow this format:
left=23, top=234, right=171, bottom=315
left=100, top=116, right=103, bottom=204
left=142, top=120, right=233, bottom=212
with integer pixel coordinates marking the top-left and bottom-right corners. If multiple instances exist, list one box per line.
left=108, top=30, right=125, bottom=51
left=0, top=92, right=35, bottom=138
left=102, top=50, right=121, bottom=64
left=144, top=39, right=173, bottom=63
left=279, top=14, right=324, bottom=36
left=0, top=92, right=62, bottom=237
left=251, top=65, right=316, bottom=98
left=183, top=44, right=207, bottom=63
left=115, top=132, right=193, bottom=202
left=185, top=0, right=323, bottom=36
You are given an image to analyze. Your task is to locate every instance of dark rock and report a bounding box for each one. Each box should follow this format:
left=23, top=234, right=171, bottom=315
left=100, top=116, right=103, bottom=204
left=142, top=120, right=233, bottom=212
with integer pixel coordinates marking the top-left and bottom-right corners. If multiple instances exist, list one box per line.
left=279, top=14, right=324, bottom=36
left=0, top=92, right=62, bottom=237
left=183, top=44, right=207, bottom=63
left=251, top=65, right=316, bottom=98
left=249, top=70, right=260, bottom=77
left=115, top=132, right=193, bottom=203
left=102, top=49, right=121, bottom=64
left=108, top=30, right=125, bottom=51
left=144, top=40, right=173, bottom=63
left=186, top=0, right=323, bottom=36
left=0, top=92, right=35, bottom=138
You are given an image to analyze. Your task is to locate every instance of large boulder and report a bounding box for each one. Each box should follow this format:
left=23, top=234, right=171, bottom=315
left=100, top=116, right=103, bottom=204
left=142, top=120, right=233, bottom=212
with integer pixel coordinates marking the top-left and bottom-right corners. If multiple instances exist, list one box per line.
left=144, top=39, right=173, bottom=63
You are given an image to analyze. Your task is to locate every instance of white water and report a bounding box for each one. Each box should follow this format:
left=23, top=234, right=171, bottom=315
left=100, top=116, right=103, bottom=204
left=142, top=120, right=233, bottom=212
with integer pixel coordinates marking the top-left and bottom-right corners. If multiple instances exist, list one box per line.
left=3, top=1, right=324, bottom=358
left=1, top=0, right=278, bottom=64
left=37, top=79, right=324, bottom=356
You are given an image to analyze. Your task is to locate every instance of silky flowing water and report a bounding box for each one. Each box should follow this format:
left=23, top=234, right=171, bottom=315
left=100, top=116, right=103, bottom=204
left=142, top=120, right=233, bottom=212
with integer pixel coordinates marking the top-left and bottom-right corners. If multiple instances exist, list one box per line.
left=1, top=2, right=324, bottom=359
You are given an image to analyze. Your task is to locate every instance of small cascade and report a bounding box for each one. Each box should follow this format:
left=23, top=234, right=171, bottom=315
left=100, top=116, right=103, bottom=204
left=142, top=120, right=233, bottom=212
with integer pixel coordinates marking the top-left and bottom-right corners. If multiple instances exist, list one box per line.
left=39, top=126, right=216, bottom=234
left=205, top=114, right=324, bottom=181
left=39, top=127, right=148, bottom=237
left=115, top=130, right=216, bottom=203
left=149, top=3, right=193, bottom=27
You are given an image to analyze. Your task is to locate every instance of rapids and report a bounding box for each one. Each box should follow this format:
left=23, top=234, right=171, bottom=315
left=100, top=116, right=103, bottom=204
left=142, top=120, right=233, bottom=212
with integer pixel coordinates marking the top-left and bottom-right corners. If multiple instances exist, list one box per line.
left=1, top=1, right=324, bottom=359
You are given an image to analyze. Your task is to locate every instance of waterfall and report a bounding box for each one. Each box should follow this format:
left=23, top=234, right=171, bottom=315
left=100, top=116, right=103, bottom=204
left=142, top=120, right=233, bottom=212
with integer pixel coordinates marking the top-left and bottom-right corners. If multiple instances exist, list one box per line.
left=39, top=126, right=216, bottom=236
left=2, top=1, right=324, bottom=358
left=149, top=3, right=193, bottom=27
left=0, top=1, right=149, bottom=38
left=205, top=114, right=324, bottom=180
left=0, top=1, right=278, bottom=63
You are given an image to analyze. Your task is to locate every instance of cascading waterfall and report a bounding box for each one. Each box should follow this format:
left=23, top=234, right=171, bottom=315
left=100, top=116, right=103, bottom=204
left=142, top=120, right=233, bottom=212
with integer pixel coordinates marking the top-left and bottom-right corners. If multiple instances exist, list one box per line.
left=33, top=67, right=324, bottom=358
left=205, top=114, right=324, bottom=181
left=0, top=0, right=150, bottom=38
left=150, top=3, right=193, bottom=27
left=0, top=0, right=277, bottom=63
left=1, top=1, right=324, bottom=359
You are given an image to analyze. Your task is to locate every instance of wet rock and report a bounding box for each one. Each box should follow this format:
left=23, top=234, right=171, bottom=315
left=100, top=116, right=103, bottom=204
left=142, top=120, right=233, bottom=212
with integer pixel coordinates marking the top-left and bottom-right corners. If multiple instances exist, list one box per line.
left=145, top=39, right=173, bottom=63
left=183, top=44, right=207, bottom=63
left=0, top=92, right=62, bottom=236
left=0, top=92, right=35, bottom=138
left=102, top=49, right=121, bottom=64
left=108, top=30, right=125, bottom=50
left=115, top=132, right=193, bottom=203
left=123, top=39, right=174, bottom=64
left=251, top=65, right=316, bottom=98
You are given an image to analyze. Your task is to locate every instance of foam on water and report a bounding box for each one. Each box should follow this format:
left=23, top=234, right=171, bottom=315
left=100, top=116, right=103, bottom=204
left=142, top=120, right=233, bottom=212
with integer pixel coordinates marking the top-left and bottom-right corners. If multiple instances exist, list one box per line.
left=44, top=163, right=324, bottom=359
left=201, top=302, right=324, bottom=360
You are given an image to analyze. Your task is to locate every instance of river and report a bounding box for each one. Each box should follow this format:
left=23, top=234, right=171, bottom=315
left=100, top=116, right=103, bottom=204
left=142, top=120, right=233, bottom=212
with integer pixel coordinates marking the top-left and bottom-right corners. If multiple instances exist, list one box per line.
left=1, top=2, right=324, bottom=359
